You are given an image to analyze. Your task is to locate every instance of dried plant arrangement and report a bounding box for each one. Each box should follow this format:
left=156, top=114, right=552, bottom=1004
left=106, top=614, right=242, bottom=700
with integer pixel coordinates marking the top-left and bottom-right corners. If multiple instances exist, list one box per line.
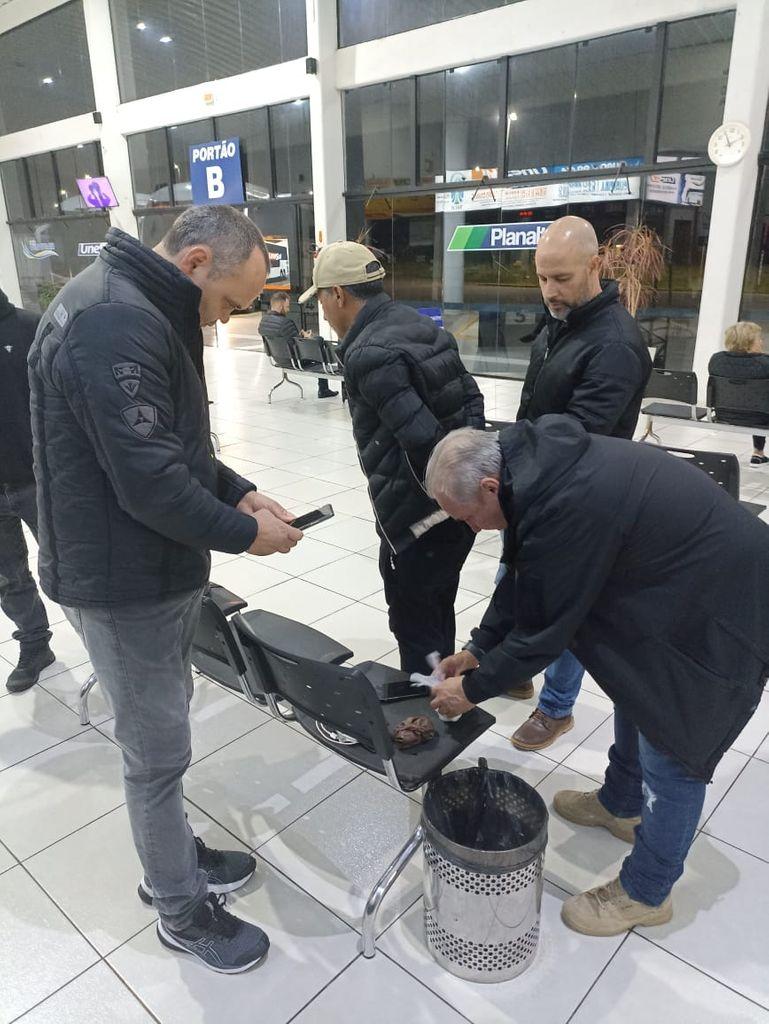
left=598, top=224, right=668, bottom=317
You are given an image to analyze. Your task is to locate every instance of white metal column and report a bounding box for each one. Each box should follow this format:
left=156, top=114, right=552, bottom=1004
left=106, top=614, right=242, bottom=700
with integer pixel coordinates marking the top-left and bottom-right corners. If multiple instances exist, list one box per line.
left=692, top=0, right=769, bottom=397
left=305, top=0, right=347, bottom=339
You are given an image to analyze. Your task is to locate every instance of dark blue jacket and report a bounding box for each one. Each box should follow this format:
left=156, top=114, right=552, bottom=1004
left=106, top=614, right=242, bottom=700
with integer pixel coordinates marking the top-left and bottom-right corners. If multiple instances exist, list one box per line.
left=27, top=228, right=258, bottom=607
left=463, top=417, right=769, bottom=780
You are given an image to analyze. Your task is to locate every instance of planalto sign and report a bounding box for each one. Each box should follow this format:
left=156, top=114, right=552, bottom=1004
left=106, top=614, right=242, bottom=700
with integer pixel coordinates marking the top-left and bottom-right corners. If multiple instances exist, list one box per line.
left=447, top=221, right=552, bottom=252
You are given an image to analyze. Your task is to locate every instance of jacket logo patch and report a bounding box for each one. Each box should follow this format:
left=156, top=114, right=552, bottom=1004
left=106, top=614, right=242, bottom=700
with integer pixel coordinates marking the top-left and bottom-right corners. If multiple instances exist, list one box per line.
left=3, top=345, right=11, bottom=354
left=121, top=404, right=157, bottom=438
left=113, top=362, right=141, bottom=398
left=53, top=303, right=68, bottom=328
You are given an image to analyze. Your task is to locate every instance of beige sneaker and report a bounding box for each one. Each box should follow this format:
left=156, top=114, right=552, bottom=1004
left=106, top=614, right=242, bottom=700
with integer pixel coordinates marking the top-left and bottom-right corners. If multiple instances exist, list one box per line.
left=561, top=876, right=673, bottom=936
left=553, top=789, right=640, bottom=843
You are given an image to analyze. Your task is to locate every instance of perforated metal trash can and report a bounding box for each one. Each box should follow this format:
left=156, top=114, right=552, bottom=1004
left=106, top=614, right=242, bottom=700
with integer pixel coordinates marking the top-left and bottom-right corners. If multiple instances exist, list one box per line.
left=421, top=759, right=548, bottom=983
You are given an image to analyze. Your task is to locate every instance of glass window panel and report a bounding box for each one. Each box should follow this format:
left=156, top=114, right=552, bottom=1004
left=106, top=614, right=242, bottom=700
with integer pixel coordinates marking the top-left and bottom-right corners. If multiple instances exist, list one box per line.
left=216, top=108, right=272, bottom=201
left=506, top=45, right=575, bottom=174
left=271, top=99, right=313, bottom=196
left=54, top=144, right=103, bottom=214
left=110, top=0, right=307, bottom=102
left=0, top=2, right=94, bottom=136
left=740, top=166, right=769, bottom=331
left=128, top=130, right=171, bottom=208
left=26, top=153, right=59, bottom=219
left=1, top=160, right=34, bottom=221
left=657, top=12, right=735, bottom=160
left=445, top=60, right=502, bottom=177
left=418, top=73, right=445, bottom=184
left=338, top=0, right=523, bottom=47
left=167, top=118, right=215, bottom=205
left=9, top=214, right=110, bottom=313
left=571, top=28, right=657, bottom=167
left=345, top=81, right=413, bottom=190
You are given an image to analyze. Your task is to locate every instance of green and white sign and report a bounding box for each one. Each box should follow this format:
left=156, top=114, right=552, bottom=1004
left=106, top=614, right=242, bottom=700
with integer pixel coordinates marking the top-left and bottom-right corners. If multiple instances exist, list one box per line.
left=447, top=221, right=552, bottom=252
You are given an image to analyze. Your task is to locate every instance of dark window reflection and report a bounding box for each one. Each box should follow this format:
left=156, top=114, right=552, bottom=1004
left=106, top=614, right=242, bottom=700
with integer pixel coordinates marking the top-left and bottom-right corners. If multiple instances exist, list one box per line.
left=657, top=12, right=735, bottom=159
left=167, top=119, right=216, bottom=206
left=445, top=61, right=503, bottom=177
left=216, top=108, right=272, bottom=200
left=506, top=45, right=575, bottom=174
left=271, top=99, right=313, bottom=197
left=338, top=0, right=523, bottom=47
left=418, top=73, right=445, bottom=184
left=128, top=130, right=172, bottom=208
left=572, top=28, right=657, bottom=166
left=345, top=81, right=414, bottom=190
left=0, top=2, right=94, bottom=136
left=109, top=0, right=307, bottom=102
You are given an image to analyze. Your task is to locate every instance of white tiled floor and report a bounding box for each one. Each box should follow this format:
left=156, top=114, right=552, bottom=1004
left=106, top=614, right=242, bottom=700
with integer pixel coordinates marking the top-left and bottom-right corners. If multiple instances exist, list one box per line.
left=1, top=344, right=768, bottom=1023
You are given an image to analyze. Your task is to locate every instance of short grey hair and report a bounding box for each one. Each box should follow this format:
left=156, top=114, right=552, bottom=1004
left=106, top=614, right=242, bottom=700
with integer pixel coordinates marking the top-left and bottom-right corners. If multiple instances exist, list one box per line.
left=426, top=428, right=502, bottom=503
left=162, top=205, right=269, bottom=277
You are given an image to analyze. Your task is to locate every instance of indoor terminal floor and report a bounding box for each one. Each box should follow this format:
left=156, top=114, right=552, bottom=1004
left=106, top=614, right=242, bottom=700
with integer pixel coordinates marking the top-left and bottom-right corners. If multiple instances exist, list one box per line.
left=1, top=342, right=768, bottom=1024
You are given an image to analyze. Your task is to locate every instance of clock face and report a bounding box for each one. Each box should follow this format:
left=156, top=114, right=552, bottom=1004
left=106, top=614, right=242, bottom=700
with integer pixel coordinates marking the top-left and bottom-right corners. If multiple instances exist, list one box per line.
left=707, top=122, right=751, bottom=166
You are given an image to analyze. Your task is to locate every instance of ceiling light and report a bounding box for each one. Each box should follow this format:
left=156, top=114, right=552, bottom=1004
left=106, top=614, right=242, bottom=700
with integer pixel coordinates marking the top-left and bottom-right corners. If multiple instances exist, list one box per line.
left=293, top=98, right=304, bottom=106
left=136, top=21, right=146, bottom=30
left=159, top=35, right=172, bottom=43
left=508, top=111, right=518, bottom=122
left=76, top=143, right=84, bottom=149
left=41, top=76, right=54, bottom=85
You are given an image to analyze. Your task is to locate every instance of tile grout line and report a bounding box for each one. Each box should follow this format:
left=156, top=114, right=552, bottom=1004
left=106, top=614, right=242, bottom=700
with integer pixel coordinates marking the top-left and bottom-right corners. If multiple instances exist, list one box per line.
left=636, top=931, right=769, bottom=1014
left=562, top=931, right=632, bottom=1023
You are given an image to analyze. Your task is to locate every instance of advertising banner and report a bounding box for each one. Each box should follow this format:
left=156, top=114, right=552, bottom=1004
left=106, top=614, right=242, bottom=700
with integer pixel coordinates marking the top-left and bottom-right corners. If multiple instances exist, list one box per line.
left=447, top=221, right=553, bottom=252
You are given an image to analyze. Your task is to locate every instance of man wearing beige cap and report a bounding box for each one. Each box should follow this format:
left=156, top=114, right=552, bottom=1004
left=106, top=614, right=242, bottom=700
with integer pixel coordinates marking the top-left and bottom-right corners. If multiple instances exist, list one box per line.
left=300, top=241, right=485, bottom=672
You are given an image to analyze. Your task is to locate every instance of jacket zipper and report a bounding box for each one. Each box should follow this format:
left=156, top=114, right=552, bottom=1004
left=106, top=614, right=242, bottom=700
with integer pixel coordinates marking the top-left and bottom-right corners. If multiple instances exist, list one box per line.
left=405, top=451, right=430, bottom=496
left=351, top=432, right=397, bottom=555
left=530, top=321, right=568, bottom=408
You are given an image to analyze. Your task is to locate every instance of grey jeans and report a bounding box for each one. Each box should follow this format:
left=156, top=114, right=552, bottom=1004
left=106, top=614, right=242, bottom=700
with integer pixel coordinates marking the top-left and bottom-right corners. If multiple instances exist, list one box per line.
left=0, top=482, right=51, bottom=649
left=64, top=586, right=208, bottom=930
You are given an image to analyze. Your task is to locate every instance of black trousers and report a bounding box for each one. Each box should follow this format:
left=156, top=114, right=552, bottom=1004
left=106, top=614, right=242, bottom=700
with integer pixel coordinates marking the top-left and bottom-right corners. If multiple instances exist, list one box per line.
left=0, top=482, right=51, bottom=649
left=379, top=518, right=475, bottom=674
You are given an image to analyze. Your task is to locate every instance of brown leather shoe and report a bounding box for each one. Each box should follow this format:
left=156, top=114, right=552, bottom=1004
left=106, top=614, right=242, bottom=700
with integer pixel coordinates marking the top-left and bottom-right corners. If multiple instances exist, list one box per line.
left=506, top=678, right=534, bottom=700
left=511, top=708, right=574, bottom=750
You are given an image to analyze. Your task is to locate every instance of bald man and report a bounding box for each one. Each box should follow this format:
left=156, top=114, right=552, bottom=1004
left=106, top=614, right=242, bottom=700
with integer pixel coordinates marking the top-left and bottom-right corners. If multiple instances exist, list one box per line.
left=502, top=215, right=652, bottom=752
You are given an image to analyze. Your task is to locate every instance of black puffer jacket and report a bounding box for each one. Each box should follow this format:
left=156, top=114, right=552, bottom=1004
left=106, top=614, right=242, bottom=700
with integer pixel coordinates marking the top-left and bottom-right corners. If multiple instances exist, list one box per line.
left=259, top=309, right=301, bottom=345
left=518, top=281, right=652, bottom=439
left=0, top=290, right=40, bottom=485
left=28, top=228, right=259, bottom=607
left=463, top=417, right=769, bottom=780
left=339, top=294, right=485, bottom=553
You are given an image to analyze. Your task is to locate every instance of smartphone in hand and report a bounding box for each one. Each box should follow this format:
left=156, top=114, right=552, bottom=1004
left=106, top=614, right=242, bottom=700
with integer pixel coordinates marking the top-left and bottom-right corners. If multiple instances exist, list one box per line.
left=291, top=504, right=334, bottom=531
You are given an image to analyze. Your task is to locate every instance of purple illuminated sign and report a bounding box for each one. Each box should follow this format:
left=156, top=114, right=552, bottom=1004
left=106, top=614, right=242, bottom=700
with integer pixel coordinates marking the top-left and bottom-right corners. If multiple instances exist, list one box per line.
left=76, top=176, right=119, bottom=209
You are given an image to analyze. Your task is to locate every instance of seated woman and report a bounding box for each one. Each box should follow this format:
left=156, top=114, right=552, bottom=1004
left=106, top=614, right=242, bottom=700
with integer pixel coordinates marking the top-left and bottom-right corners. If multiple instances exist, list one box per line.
left=708, top=321, right=769, bottom=467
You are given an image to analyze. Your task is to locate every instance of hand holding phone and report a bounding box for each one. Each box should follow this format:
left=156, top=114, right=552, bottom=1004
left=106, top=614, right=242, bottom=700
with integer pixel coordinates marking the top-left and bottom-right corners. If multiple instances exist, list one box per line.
left=291, top=504, right=335, bottom=531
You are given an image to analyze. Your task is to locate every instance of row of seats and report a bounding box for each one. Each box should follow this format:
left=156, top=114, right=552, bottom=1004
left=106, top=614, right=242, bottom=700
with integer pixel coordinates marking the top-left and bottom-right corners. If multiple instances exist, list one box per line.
left=643, top=367, right=769, bottom=425
left=79, top=582, right=495, bottom=958
left=261, top=333, right=343, bottom=403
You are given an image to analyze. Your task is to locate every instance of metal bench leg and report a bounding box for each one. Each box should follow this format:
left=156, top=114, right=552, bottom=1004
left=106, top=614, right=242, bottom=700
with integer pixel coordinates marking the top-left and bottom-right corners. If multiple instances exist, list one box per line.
left=286, top=376, right=304, bottom=399
left=268, top=372, right=304, bottom=404
left=360, top=823, right=424, bottom=958
left=210, top=430, right=221, bottom=453
left=79, top=672, right=98, bottom=726
left=640, top=415, right=661, bottom=444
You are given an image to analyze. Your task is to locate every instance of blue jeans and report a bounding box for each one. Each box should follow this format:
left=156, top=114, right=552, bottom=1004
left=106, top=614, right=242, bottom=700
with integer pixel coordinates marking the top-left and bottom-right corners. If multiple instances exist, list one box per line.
left=538, top=649, right=584, bottom=719
left=494, top=555, right=583, bottom=716
left=598, top=707, right=706, bottom=906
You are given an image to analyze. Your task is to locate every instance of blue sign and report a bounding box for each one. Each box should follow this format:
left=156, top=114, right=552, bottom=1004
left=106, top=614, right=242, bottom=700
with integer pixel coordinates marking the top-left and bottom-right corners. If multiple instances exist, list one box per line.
left=189, top=138, right=244, bottom=205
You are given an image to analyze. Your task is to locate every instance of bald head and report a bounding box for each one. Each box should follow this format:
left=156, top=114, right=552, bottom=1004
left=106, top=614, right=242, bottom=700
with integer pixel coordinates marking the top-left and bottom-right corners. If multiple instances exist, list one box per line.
left=535, top=216, right=602, bottom=319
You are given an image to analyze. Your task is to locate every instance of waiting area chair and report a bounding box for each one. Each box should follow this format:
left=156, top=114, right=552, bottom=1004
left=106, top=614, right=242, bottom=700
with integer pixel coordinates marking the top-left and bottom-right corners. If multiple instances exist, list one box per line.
left=261, top=335, right=304, bottom=403
left=641, top=369, right=706, bottom=441
left=231, top=612, right=495, bottom=957
left=661, top=445, right=766, bottom=516
left=707, top=376, right=769, bottom=431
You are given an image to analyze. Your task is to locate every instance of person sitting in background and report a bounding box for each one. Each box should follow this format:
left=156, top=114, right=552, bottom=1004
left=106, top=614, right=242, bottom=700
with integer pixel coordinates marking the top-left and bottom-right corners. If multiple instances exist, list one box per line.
left=259, top=291, right=338, bottom=398
left=708, top=321, right=769, bottom=467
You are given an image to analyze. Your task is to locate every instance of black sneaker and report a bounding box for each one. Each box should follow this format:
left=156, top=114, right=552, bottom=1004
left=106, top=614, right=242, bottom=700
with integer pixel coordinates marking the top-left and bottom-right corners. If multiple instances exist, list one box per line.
left=157, top=893, right=269, bottom=974
left=317, top=386, right=338, bottom=399
left=750, top=454, right=769, bottom=467
left=6, top=645, right=56, bottom=693
left=138, top=836, right=256, bottom=906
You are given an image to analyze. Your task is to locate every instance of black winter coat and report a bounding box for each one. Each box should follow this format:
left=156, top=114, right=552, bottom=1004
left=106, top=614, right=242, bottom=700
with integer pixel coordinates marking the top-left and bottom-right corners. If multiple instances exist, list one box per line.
left=27, top=228, right=259, bottom=607
left=338, top=294, right=485, bottom=553
left=517, top=281, right=652, bottom=439
left=463, top=417, right=769, bottom=780
left=707, top=350, right=769, bottom=428
left=0, top=290, right=40, bottom=485
left=259, top=309, right=301, bottom=345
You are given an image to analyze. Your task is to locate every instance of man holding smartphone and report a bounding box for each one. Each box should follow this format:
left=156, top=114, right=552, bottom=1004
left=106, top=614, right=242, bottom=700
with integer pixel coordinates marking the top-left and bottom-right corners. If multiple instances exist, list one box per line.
left=299, top=241, right=485, bottom=673
left=29, top=206, right=302, bottom=975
